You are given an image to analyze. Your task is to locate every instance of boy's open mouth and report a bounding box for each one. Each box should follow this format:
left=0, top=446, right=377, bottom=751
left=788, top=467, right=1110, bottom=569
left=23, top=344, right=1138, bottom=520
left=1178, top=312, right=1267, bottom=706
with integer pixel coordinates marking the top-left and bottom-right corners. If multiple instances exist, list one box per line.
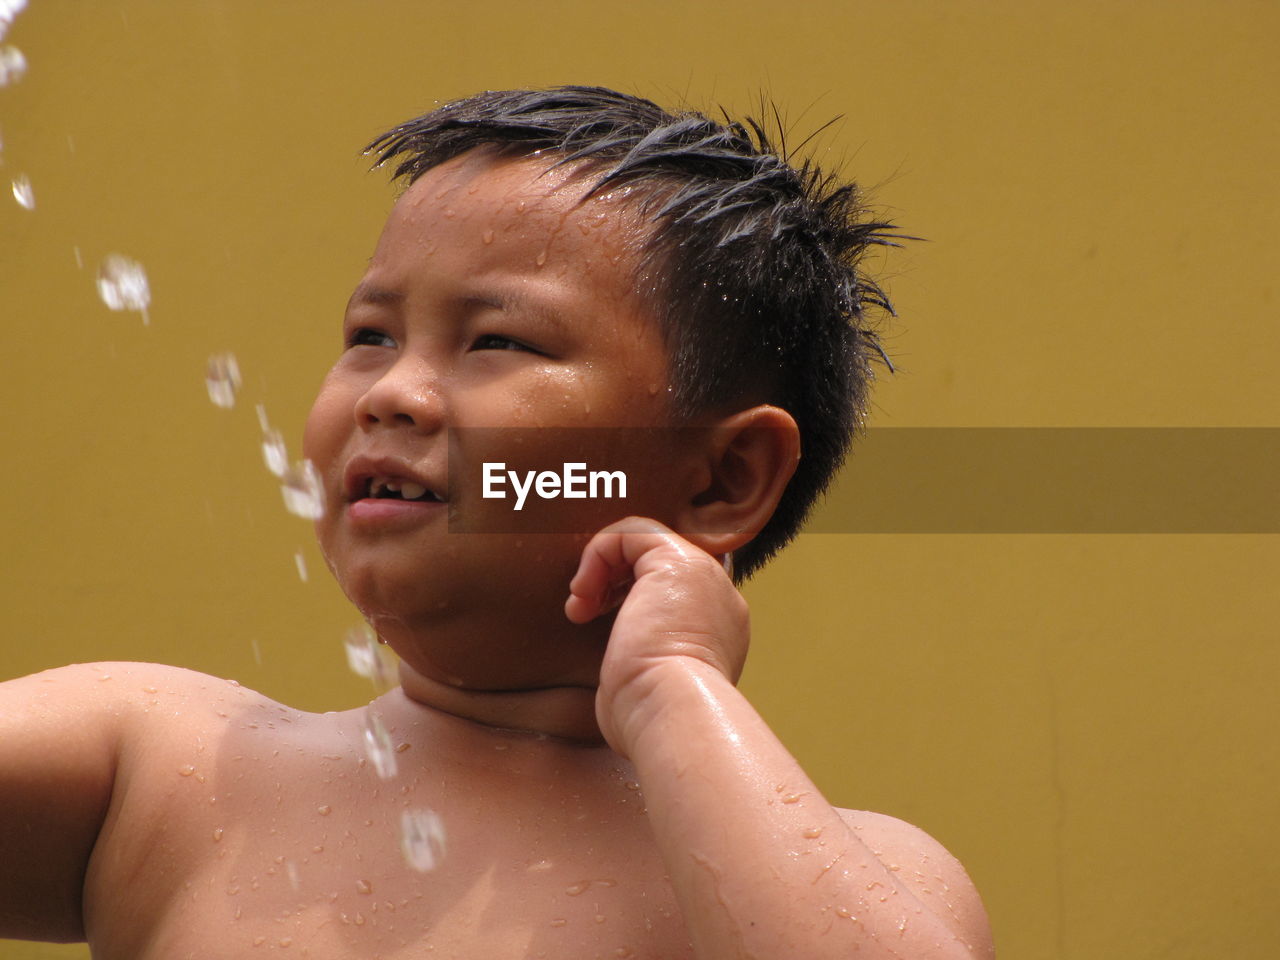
left=361, top=477, right=444, bottom=503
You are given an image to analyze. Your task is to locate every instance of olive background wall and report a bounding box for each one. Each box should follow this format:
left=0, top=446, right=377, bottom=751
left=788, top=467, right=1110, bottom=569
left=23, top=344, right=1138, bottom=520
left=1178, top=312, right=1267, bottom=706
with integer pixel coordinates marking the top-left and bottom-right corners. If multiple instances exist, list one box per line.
left=2, top=1, right=1276, bottom=958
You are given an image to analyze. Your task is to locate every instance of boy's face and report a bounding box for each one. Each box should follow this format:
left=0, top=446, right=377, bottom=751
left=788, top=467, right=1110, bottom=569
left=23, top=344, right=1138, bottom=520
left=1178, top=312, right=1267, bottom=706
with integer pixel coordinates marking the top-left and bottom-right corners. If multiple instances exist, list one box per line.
left=304, top=150, right=688, bottom=687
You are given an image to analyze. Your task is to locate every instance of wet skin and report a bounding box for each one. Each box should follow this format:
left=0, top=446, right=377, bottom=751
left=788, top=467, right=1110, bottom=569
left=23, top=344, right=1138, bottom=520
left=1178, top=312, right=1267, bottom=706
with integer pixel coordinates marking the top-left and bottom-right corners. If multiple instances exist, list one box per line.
left=0, top=151, right=993, bottom=959
left=304, top=151, right=698, bottom=718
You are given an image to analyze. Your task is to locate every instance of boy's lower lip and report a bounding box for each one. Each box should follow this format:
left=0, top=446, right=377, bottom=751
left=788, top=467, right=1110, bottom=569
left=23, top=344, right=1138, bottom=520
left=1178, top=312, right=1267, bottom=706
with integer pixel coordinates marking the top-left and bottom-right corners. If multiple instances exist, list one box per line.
left=346, top=498, right=445, bottom=526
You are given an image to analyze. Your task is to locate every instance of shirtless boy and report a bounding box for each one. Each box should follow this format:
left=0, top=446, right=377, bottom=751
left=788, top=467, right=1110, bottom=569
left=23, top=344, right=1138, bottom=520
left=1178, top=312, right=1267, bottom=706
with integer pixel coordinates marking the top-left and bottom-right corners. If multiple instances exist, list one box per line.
left=0, top=86, right=993, bottom=959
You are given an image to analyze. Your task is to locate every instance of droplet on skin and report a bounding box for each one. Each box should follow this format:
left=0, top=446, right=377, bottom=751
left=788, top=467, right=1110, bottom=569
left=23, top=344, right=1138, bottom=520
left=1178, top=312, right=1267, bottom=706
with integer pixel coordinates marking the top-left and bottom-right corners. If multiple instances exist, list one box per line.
left=96, top=254, right=151, bottom=324
left=535, top=249, right=547, bottom=267
left=836, top=907, right=855, bottom=919
left=261, top=428, right=288, bottom=476
left=802, top=827, right=823, bottom=839
left=781, top=793, right=803, bottom=804
left=278, top=937, right=292, bottom=947
left=178, top=765, right=196, bottom=777
left=363, top=712, right=398, bottom=779
left=401, top=808, right=446, bottom=872
left=565, top=882, right=589, bottom=896
left=205, top=353, right=242, bottom=408
left=355, top=878, right=372, bottom=895
left=11, top=173, right=33, bottom=209
left=213, top=827, right=224, bottom=842
left=0, top=45, right=26, bottom=86
left=482, top=229, right=494, bottom=244
left=549, top=919, right=567, bottom=928
left=281, top=460, right=324, bottom=519
left=316, top=804, right=332, bottom=816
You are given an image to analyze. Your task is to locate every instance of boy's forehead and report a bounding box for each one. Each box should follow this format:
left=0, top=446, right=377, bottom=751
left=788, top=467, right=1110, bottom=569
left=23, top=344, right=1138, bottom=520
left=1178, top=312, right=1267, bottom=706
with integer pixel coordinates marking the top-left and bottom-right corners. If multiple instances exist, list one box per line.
left=393, top=150, right=643, bottom=238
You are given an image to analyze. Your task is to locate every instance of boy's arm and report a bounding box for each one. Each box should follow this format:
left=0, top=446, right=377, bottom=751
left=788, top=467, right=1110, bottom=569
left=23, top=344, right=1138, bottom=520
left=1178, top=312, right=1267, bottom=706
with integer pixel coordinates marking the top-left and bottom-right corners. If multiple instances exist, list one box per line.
left=568, top=520, right=994, bottom=960
left=0, top=663, right=123, bottom=942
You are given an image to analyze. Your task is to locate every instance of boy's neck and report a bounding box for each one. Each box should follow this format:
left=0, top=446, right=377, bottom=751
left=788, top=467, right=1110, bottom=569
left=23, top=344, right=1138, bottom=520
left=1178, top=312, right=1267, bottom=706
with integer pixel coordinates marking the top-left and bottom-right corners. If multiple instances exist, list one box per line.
left=397, top=660, right=605, bottom=744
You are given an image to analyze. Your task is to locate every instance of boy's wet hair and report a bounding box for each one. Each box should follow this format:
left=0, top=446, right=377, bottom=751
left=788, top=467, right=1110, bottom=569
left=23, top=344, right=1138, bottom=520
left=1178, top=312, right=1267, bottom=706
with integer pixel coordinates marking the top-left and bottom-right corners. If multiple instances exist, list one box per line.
left=368, top=86, right=902, bottom=579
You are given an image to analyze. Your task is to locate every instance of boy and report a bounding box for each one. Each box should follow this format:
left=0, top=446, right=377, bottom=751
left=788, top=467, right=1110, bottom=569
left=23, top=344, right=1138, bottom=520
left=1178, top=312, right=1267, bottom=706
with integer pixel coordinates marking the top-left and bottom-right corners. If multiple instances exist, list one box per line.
left=0, top=86, right=992, bottom=959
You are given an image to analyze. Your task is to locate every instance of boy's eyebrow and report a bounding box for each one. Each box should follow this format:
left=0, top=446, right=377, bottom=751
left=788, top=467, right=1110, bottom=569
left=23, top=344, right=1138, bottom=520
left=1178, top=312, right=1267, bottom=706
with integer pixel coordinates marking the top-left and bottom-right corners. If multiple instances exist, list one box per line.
left=346, top=283, right=405, bottom=311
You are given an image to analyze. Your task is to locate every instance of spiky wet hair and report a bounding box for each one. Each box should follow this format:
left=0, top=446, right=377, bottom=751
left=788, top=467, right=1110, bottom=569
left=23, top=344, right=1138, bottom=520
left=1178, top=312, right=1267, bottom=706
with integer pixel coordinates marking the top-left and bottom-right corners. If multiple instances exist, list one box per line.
left=367, top=85, right=901, bottom=579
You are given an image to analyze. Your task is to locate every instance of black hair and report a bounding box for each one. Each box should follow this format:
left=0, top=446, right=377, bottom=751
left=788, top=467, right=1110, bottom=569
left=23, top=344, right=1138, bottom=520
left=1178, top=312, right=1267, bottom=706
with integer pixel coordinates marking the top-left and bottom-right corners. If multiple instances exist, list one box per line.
left=367, top=85, right=903, bottom=579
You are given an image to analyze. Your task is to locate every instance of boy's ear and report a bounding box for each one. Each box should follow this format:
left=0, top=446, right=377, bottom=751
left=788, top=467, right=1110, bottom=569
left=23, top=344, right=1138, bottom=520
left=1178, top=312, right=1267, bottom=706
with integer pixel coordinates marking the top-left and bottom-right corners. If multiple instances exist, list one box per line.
left=672, top=405, right=800, bottom=558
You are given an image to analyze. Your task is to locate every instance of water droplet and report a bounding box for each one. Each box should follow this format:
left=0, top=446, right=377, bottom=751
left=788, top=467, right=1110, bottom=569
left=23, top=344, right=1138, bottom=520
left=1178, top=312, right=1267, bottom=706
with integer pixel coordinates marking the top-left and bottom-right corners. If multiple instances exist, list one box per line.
left=355, top=878, right=372, bottom=895
left=261, top=428, right=288, bottom=476
left=345, top=624, right=395, bottom=691
left=11, top=172, right=33, bottom=209
left=482, top=229, right=494, bottom=244
left=316, top=804, right=331, bottom=816
left=0, top=45, right=26, bottom=86
left=362, top=712, right=397, bottom=779
left=624, top=780, right=640, bottom=791
left=286, top=861, right=300, bottom=890
left=549, top=918, right=567, bottom=928
left=400, top=808, right=446, bottom=872
left=178, top=765, right=196, bottom=777
left=293, top=550, right=308, bottom=582
left=781, top=793, right=802, bottom=804
left=836, top=907, right=855, bottom=920
left=205, top=353, right=242, bottom=408
left=535, top=250, right=547, bottom=267
left=278, top=936, right=292, bottom=947
left=96, top=254, right=151, bottom=324
left=802, top=827, right=823, bottom=839
left=0, top=2, right=29, bottom=43
left=344, top=624, right=379, bottom=677
left=213, top=827, right=224, bottom=842
left=281, top=459, right=324, bottom=519
left=565, top=882, right=589, bottom=896
left=252, top=936, right=266, bottom=946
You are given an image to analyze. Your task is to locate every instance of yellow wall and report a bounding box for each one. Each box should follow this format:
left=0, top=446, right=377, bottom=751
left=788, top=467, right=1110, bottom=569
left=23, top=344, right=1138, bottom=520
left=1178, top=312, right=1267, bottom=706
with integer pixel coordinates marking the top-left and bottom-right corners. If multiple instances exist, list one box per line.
left=2, top=1, right=1276, bottom=957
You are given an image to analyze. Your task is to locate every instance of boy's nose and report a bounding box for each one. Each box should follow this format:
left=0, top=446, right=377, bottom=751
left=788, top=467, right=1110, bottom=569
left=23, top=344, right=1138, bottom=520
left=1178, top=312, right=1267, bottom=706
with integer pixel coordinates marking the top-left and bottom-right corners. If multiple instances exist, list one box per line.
left=353, top=358, right=445, bottom=432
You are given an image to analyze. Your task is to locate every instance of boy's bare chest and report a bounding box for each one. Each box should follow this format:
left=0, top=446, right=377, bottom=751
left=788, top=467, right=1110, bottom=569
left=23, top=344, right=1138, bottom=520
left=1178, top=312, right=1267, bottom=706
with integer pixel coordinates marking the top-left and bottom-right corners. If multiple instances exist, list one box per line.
left=88, top=720, right=692, bottom=960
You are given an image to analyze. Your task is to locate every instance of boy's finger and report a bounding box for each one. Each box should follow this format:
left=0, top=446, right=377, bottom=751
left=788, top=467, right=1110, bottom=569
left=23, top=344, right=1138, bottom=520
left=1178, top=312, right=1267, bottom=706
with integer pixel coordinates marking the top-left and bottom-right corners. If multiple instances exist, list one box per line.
left=565, top=518, right=679, bottom=622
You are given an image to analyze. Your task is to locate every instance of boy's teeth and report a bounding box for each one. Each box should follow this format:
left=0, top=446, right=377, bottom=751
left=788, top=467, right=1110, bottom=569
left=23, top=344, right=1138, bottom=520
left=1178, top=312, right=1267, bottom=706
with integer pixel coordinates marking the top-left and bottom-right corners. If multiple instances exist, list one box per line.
left=400, top=482, right=427, bottom=500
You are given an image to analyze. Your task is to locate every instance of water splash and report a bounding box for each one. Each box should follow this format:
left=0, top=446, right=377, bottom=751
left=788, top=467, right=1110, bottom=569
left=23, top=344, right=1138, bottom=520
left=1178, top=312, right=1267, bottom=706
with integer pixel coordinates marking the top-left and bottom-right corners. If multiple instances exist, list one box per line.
left=400, top=808, right=446, bottom=872
left=344, top=624, right=394, bottom=691
left=0, top=45, right=25, bottom=86
left=205, top=353, right=241, bottom=409
left=96, top=254, right=151, bottom=324
left=261, top=428, right=288, bottom=476
left=0, top=1, right=28, bottom=42
left=11, top=172, right=33, bottom=209
left=280, top=460, right=324, bottom=519
left=362, top=711, right=397, bottom=779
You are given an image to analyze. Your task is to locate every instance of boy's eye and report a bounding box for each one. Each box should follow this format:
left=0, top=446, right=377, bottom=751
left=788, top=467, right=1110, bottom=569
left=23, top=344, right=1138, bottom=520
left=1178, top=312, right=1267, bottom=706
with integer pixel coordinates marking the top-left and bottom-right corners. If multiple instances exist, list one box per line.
left=470, top=333, right=539, bottom=354
left=347, top=327, right=397, bottom=349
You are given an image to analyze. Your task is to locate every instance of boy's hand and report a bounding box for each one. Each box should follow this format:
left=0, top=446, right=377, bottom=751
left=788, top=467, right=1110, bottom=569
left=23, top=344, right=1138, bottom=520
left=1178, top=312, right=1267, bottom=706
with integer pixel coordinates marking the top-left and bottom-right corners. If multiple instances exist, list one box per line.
left=565, top=516, right=748, bottom=756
